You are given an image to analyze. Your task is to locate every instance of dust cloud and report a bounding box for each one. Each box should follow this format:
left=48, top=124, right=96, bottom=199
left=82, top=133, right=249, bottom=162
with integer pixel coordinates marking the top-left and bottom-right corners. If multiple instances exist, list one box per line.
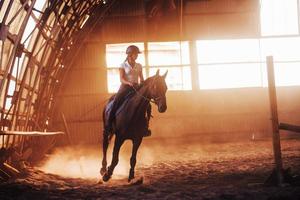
left=37, top=136, right=271, bottom=180
left=37, top=140, right=158, bottom=180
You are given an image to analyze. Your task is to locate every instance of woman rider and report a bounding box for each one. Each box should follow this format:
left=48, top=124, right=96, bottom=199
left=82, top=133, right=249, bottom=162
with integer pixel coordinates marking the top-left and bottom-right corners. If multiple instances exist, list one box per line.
left=107, top=45, right=151, bottom=136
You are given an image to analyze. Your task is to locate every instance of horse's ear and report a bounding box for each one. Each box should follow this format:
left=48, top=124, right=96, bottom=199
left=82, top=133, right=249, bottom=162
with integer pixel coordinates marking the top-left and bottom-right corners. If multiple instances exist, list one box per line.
left=162, top=70, right=168, bottom=79
left=155, top=69, right=160, bottom=76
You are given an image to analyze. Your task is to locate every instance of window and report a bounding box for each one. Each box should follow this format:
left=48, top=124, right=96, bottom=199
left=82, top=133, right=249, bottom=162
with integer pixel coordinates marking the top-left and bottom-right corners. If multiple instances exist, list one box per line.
left=260, top=37, right=300, bottom=62
left=260, top=37, right=300, bottom=86
left=105, top=43, right=145, bottom=93
left=199, top=63, right=263, bottom=89
left=105, top=41, right=191, bottom=92
left=274, top=63, right=300, bottom=86
left=148, top=41, right=191, bottom=90
left=106, top=36, right=300, bottom=92
left=197, top=39, right=260, bottom=64
left=197, top=37, right=300, bottom=89
left=197, top=39, right=262, bottom=89
left=260, top=0, right=299, bottom=36
left=149, top=66, right=192, bottom=90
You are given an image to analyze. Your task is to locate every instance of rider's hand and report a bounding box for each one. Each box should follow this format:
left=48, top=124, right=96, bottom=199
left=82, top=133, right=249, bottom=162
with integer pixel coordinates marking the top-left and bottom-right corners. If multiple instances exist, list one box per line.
left=127, top=82, right=133, bottom=87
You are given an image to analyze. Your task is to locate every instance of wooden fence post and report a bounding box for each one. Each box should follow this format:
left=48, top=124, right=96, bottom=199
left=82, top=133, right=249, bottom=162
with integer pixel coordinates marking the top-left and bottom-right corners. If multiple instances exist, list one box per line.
left=266, top=56, right=283, bottom=185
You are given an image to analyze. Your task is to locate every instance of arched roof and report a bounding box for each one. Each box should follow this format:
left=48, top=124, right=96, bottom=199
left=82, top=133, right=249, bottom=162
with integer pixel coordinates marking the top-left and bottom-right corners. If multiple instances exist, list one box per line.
left=0, top=0, right=115, bottom=133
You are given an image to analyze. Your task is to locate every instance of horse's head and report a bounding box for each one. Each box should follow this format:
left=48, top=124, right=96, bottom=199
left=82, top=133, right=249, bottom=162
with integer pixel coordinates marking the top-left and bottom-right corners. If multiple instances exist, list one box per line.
left=148, top=69, right=168, bottom=113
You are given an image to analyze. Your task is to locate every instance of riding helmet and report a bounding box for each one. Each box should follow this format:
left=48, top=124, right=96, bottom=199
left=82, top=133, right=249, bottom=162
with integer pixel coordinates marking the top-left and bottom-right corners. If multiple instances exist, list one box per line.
left=126, top=45, right=141, bottom=55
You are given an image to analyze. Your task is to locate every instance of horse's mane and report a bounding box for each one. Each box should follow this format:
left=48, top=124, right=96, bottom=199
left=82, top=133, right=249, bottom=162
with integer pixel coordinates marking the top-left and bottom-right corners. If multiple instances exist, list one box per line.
left=135, top=76, right=155, bottom=92
left=143, top=76, right=154, bottom=85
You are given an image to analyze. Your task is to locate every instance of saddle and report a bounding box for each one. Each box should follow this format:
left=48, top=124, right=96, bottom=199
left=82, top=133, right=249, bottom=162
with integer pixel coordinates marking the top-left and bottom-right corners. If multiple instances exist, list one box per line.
left=104, top=91, right=152, bottom=129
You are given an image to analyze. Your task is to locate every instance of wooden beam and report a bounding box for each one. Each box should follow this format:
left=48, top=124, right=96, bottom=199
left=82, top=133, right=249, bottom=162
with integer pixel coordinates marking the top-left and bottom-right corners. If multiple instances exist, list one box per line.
left=279, top=122, right=300, bottom=133
left=267, top=56, right=283, bottom=185
left=0, top=131, right=64, bottom=136
left=61, top=112, right=73, bottom=145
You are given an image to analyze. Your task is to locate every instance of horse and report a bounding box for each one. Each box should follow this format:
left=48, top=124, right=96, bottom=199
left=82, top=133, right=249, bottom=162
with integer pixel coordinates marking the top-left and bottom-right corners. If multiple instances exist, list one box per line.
left=100, top=69, right=168, bottom=182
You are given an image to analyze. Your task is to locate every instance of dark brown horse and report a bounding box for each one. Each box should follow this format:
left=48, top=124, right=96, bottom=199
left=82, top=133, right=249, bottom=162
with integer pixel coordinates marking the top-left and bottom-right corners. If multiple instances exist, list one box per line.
left=100, top=69, right=168, bottom=182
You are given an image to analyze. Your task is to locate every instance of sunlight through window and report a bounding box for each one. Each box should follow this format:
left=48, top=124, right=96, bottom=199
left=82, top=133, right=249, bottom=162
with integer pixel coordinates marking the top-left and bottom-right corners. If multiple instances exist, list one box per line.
left=260, top=37, right=300, bottom=62
left=274, top=63, right=300, bottom=86
left=148, top=42, right=190, bottom=66
left=197, top=39, right=262, bottom=89
left=107, top=68, right=121, bottom=93
left=149, top=67, right=192, bottom=90
left=197, top=37, right=300, bottom=89
left=199, top=64, right=262, bottom=89
left=260, top=0, right=299, bottom=36
left=197, top=39, right=260, bottom=64
left=148, top=41, right=191, bottom=90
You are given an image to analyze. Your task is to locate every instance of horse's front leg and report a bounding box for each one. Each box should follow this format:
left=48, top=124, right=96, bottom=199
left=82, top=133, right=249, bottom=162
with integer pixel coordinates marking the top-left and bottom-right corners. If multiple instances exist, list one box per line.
left=100, top=130, right=109, bottom=176
left=128, top=138, right=142, bottom=182
left=102, top=137, right=124, bottom=182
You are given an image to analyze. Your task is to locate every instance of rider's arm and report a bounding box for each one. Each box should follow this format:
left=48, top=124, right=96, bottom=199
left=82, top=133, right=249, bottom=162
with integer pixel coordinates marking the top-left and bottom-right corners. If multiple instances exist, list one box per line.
left=139, top=66, right=144, bottom=84
left=119, top=68, right=133, bottom=86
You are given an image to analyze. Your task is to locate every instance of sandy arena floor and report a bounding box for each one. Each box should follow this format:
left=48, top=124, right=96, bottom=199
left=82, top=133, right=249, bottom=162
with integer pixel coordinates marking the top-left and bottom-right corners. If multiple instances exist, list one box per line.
left=0, top=137, right=300, bottom=200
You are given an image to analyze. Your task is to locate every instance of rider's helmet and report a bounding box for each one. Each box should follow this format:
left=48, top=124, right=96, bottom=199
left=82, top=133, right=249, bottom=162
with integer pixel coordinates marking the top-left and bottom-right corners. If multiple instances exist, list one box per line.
left=126, top=45, right=141, bottom=55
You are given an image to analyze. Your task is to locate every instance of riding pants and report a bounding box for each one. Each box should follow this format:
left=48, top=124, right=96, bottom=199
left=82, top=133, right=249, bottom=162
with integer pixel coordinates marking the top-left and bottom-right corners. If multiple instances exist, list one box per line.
left=108, top=84, right=136, bottom=126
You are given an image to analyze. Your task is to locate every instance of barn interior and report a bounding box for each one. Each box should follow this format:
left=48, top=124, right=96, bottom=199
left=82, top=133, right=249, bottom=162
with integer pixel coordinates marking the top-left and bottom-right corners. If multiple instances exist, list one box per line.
left=0, top=0, right=300, bottom=199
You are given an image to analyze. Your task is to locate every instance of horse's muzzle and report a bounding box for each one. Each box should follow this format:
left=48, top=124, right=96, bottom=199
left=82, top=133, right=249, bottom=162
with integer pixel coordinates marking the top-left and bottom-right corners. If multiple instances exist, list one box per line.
left=158, top=104, right=167, bottom=113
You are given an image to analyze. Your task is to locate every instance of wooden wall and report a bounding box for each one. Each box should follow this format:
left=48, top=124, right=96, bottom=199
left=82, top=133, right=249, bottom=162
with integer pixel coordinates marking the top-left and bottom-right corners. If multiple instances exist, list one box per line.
left=53, top=43, right=109, bottom=145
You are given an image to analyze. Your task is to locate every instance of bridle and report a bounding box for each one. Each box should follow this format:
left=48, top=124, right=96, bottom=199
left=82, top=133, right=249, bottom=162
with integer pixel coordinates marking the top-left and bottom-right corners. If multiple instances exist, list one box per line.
left=130, top=78, right=165, bottom=105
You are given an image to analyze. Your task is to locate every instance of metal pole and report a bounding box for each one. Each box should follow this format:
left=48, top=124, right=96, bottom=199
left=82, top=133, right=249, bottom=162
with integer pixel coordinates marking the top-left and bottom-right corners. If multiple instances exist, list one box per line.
left=266, top=56, right=283, bottom=185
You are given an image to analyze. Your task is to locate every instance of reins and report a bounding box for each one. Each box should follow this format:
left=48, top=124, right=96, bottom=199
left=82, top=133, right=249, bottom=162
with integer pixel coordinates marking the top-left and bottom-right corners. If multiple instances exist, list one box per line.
left=130, top=78, right=164, bottom=104
left=131, top=85, right=156, bottom=103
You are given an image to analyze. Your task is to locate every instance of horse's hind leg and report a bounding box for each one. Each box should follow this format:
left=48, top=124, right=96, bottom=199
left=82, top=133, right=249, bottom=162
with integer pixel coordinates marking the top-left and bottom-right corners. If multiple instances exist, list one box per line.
left=128, top=138, right=142, bottom=182
left=102, top=137, right=124, bottom=182
left=100, top=130, right=109, bottom=176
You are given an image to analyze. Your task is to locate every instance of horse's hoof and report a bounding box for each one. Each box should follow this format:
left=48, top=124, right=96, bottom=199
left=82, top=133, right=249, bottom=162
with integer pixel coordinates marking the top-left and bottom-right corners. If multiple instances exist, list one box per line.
left=102, top=173, right=111, bottom=182
left=128, top=177, right=134, bottom=183
left=128, top=177, right=143, bottom=185
left=128, top=169, right=134, bottom=182
left=100, top=167, right=107, bottom=176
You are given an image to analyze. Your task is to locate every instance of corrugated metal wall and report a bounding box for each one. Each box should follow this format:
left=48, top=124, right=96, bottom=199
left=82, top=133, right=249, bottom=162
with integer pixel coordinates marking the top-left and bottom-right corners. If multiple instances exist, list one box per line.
left=94, top=0, right=259, bottom=43
left=53, top=42, right=108, bottom=145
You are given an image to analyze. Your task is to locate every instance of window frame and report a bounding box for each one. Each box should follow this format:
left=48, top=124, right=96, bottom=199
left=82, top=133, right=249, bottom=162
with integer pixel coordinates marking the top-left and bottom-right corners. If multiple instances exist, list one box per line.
left=105, top=41, right=193, bottom=93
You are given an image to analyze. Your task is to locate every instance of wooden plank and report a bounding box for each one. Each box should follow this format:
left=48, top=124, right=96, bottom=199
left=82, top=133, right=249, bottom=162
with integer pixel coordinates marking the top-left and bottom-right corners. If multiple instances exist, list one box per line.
left=279, top=122, right=300, bottom=133
left=61, top=112, right=73, bottom=145
left=0, top=131, right=64, bottom=136
left=266, top=56, right=283, bottom=185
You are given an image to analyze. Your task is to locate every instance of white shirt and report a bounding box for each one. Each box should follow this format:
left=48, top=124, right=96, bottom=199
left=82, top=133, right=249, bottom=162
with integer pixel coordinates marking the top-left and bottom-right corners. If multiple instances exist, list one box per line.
left=120, top=61, right=142, bottom=84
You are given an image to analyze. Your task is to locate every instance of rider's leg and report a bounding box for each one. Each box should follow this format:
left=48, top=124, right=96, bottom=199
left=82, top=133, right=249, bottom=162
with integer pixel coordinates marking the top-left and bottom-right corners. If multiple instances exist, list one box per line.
left=107, top=84, right=132, bottom=130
